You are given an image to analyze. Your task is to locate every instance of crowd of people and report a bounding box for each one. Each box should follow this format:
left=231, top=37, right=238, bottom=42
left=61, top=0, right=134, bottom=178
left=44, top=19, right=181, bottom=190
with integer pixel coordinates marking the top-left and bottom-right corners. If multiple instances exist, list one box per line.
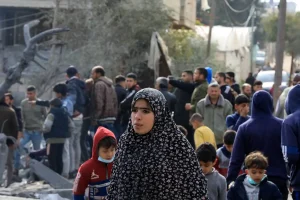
left=1, top=65, right=300, bottom=200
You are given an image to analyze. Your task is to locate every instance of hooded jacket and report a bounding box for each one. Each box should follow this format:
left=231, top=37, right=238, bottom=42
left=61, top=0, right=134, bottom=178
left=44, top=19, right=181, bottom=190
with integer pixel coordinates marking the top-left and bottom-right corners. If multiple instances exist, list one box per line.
left=91, top=77, right=118, bottom=123
left=227, top=174, right=282, bottom=200
left=282, top=85, right=300, bottom=191
left=73, top=127, right=116, bottom=200
left=227, top=91, right=287, bottom=185
left=107, top=88, right=208, bottom=200
left=66, top=77, right=86, bottom=114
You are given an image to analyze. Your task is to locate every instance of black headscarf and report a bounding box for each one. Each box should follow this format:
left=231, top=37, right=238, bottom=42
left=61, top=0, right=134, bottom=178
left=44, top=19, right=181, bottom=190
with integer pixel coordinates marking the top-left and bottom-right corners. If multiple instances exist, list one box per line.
left=107, top=88, right=208, bottom=200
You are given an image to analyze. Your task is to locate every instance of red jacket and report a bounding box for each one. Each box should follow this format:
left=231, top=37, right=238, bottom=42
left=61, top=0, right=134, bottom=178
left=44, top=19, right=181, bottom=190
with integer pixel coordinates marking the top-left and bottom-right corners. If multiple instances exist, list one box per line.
left=73, top=127, right=116, bottom=200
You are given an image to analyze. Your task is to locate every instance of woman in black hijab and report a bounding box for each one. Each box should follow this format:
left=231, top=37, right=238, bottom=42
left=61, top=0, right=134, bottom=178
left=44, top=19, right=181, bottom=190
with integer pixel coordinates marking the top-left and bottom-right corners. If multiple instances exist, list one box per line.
left=107, top=88, right=208, bottom=200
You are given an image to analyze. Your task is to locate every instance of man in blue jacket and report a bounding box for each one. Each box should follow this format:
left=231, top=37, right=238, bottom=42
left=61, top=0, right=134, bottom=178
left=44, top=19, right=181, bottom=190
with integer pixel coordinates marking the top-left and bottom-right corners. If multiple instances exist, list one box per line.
left=282, top=85, right=300, bottom=199
left=227, top=90, right=288, bottom=199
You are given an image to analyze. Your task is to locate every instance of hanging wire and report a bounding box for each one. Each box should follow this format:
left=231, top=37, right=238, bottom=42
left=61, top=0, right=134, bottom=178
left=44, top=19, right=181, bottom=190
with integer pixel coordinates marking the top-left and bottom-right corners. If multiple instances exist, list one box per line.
left=223, top=0, right=256, bottom=13
left=0, top=16, right=46, bottom=31
left=0, top=11, right=46, bottom=23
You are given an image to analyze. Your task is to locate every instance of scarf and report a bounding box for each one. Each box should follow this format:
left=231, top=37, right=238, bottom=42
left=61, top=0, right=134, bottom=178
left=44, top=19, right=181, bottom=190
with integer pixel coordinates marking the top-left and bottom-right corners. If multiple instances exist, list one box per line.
left=107, top=88, right=208, bottom=200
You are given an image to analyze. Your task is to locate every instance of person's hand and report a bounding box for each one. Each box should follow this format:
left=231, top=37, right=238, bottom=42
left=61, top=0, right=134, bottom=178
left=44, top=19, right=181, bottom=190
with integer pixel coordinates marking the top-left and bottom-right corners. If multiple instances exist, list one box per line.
left=185, top=103, right=192, bottom=111
left=289, top=186, right=293, bottom=194
left=28, top=101, right=36, bottom=106
left=240, top=106, right=249, bottom=117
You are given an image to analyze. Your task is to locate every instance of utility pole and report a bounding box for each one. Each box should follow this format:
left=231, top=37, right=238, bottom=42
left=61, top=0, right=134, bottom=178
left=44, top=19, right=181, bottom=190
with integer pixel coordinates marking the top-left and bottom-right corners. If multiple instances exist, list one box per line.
left=206, top=0, right=216, bottom=59
left=250, top=9, right=256, bottom=74
left=273, top=0, right=286, bottom=107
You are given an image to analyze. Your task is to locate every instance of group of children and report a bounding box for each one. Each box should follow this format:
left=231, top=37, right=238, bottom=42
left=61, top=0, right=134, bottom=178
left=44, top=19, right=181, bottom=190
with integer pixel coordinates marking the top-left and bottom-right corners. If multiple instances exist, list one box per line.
left=68, top=92, right=284, bottom=200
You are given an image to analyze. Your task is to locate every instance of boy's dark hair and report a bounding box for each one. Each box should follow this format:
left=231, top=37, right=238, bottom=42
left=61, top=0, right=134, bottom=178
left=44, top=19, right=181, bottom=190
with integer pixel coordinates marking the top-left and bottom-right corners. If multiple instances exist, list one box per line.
left=217, top=72, right=226, bottom=81
left=53, top=83, right=68, bottom=97
left=235, top=94, right=250, bottom=105
left=50, top=98, right=62, bottom=108
left=93, top=66, right=105, bottom=76
left=183, top=70, right=193, bottom=76
left=196, top=143, right=216, bottom=163
left=66, top=66, right=78, bottom=78
left=245, top=151, right=268, bottom=170
left=4, top=93, right=13, bottom=100
left=27, top=85, right=36, bottom=92
left=196, top=67, right=208, bottom=79
left=177, top=125, right=187, bottom=136
left=253, top=80, right=263, bottom=86
left=115, top=75, right=126, bottom=84
left=190, top=113, right=204, bottom=123
left=126, top=73, right=137, bottom=80
left=226, top=72, right=235, bottom=79
left=223, top=130, right=236, bottom=145
left=98, top=136, right=117, bottom=149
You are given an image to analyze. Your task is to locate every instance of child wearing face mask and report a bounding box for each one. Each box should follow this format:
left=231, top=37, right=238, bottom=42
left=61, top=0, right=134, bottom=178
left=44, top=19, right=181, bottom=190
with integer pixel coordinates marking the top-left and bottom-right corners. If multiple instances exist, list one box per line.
left=227, top=152, right=282, bottom=200
left=73, top=127, right=117, bottom=200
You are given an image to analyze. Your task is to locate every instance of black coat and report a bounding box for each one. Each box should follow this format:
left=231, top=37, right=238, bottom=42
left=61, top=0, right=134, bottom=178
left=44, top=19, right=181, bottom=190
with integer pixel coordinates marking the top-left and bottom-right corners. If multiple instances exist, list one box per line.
left=169, top=80, right=194, bottom=126
left=159, top=88, right=177, bottom=113
left=120, top=86, right=138, bottom=126
left=220, top=85, right=235, bottom=106
left=12, top=106, right=23, bottom=132
left=115, top=84, right=127, bottom=105
left=227, top=174, right=282, bottom=200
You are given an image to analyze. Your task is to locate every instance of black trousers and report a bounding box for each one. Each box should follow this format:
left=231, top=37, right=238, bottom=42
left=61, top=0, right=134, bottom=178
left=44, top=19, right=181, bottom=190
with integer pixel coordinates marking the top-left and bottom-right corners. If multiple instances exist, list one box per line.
left=48, top=143, right=64, bottom=175
left=80, top=118, right=91, bottom=163
left=268, top=176, right=289, bottom=200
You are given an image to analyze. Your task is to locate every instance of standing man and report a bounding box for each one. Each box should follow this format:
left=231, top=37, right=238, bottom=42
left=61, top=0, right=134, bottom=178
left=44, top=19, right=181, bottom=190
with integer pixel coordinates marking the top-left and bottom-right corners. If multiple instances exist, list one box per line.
left=169, top=70, right=194, bottom=147
left=245, top=72, right=255, bottom=87
left=155, top=77, right=177, bottom=114
left=214, top=72, right=235, bottom=106
left=185, top=67, right=209, bottom=114
left=253, top=80, right=263, bottom=93
left=0, top=96, right=19, bottom=187
left=196, top=83, right=232, bottom=148
left=15, top=86, right=47, bottom=173
left=91, top=66, right=118, bottom=133
left=120, top=73, right=139, bottom=132
left=282, top=85, right=300, bottom=199
left=5, top=93, right=23, bottom=135
left=241, top=83, right=253, bottom=115
left=225, top=72, right=241, bottom=94
left=66, top=66, right=86, bottom=177
left=227, top=90, right=288, bottom=199
left=114, top=75, right=127, bottom=138
left=275, top=74, right=300, bottom=119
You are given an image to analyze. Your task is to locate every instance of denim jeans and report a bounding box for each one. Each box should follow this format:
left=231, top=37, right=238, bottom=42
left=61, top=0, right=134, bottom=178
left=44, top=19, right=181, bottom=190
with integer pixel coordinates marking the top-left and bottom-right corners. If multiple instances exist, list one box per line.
left=95, top=122, right=117, bottom=138
left=14, top=130, right=43, bottom=169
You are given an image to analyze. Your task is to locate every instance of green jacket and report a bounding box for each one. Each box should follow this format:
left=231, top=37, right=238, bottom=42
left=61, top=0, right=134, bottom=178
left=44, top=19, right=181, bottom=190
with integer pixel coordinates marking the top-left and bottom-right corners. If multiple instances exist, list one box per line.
left=191, top=80, right=208, bottom=113
left=196, top=95, right=233, bottom=145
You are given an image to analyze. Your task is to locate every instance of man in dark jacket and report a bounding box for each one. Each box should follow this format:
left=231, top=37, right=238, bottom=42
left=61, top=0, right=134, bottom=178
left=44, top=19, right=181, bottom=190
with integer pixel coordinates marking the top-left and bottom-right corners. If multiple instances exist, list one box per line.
left=168, top=70, right=194, bottom=147
left=226, top=72, right=241, bottom=95
left=5, top=93, right=23, bottom=134
left=155, top=77, right=177, bottom=114
left=120, top=73, right=139, bottom=132
left=114, top=75, right=127, bottom=138
left=282, top=85, right=300, bottom=199
left=227, top=90, right=288, bottom=200
left=214, top=72, right=235, bottom=106
left=245, top=72, right=255, bottom=87
left=0, top=97, right=19, bottom=187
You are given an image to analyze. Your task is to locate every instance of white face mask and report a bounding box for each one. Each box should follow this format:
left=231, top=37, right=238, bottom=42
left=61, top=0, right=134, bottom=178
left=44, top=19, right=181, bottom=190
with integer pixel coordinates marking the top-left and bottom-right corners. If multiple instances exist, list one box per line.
left=98, top=155, right=115, bottom=164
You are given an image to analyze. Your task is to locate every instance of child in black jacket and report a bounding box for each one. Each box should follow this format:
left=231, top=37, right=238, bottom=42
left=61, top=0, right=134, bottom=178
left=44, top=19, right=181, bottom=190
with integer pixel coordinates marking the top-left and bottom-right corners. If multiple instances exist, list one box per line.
left=227, top=152, right=282, bottom=200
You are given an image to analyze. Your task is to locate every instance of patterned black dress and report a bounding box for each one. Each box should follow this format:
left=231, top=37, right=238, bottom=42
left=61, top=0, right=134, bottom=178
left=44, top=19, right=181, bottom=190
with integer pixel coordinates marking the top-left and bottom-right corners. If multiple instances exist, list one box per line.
left=107, top=88, right=208, bottom=200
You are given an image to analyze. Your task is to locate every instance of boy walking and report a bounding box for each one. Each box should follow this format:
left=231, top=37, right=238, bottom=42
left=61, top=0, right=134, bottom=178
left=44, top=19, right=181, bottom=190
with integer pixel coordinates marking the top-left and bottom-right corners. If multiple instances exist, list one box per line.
left=196, top=143, right=227, bottom=200
left=190, top=113, right=217, bottom=149
left=43, top=98, right=74, bottom=175
left=215, top=130, right=243, bottom=177
left=226, top=94, right=250, bottom=131
left=227, top=152, right=282, bottom=200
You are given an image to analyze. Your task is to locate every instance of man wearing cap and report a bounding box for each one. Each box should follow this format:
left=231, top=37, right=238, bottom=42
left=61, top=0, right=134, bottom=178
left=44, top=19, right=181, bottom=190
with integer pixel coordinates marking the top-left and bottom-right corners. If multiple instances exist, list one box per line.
left=275, top=74, right=300, bottom=119
left=226, top=94, right=250, bottom=131
left=155, top=77, right=177, bottom=114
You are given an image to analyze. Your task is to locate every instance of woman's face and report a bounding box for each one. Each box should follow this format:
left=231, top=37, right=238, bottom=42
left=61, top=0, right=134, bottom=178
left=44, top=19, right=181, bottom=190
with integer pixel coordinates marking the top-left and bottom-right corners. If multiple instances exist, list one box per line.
left=131, top=99, right=155, bottom=135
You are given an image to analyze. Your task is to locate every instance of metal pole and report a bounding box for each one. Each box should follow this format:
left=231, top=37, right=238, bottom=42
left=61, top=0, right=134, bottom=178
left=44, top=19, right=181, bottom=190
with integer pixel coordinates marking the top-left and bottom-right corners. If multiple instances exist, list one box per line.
left=206, top=0, right=216, bottom=59
left=250, top=10, right=256, bottom=74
